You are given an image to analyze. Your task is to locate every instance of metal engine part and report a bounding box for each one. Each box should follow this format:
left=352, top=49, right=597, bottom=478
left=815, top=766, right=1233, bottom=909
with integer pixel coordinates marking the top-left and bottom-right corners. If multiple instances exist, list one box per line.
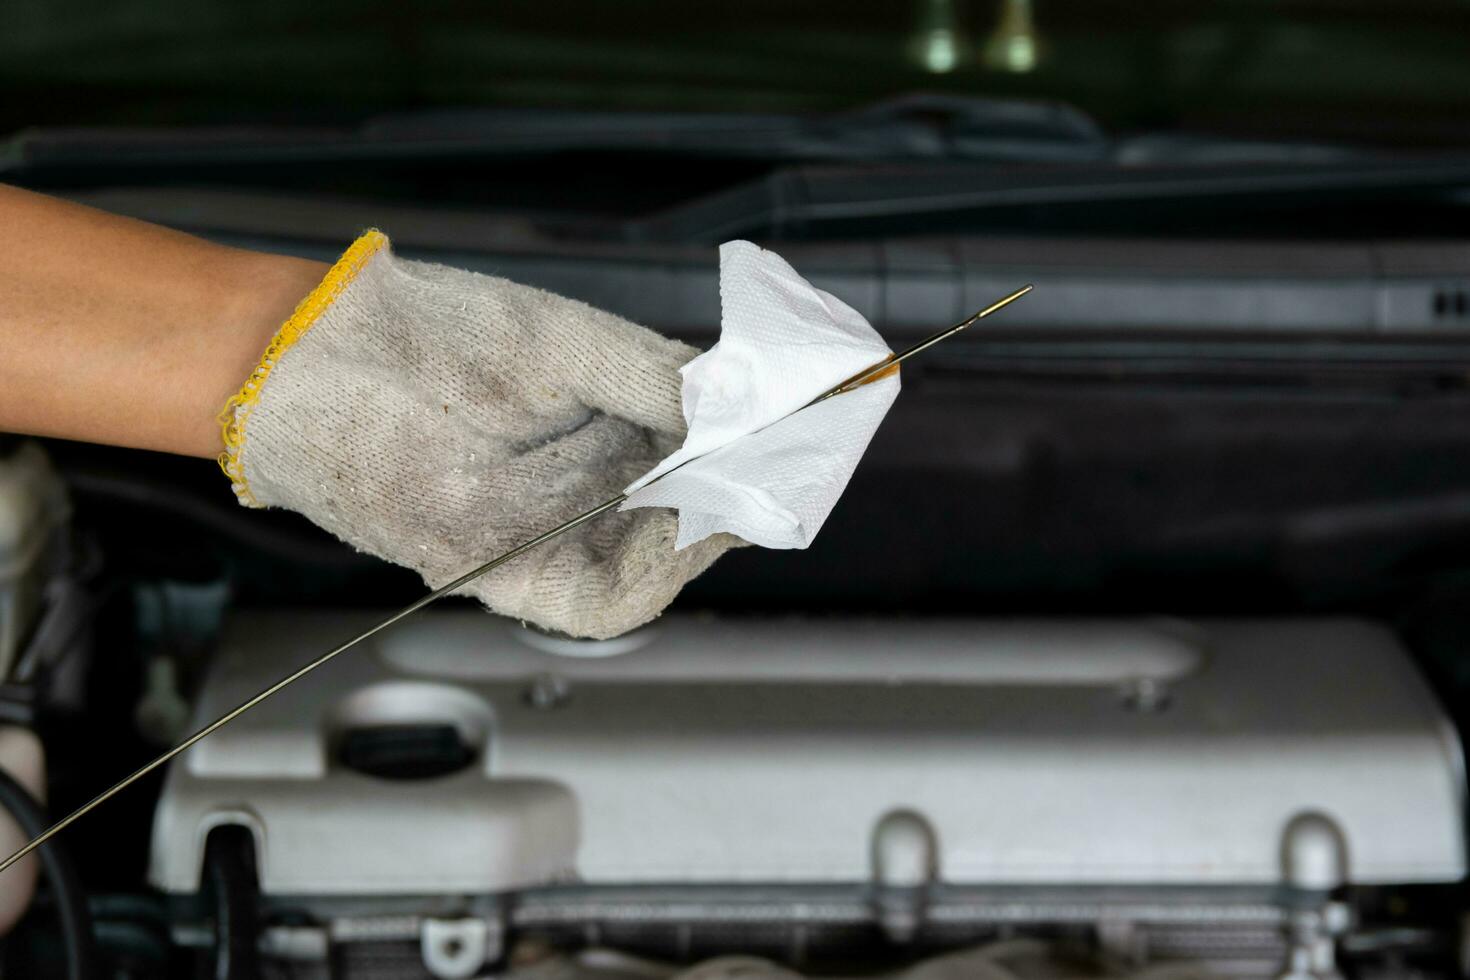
left=0, top=441, right=68, bottom=936
left=148, top=614, right=1465, bottom=977
left=0, top=441, right=69, bottom=679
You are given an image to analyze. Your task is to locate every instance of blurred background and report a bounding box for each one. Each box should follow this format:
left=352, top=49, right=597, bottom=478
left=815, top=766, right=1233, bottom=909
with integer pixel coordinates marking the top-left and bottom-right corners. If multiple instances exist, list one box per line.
left=6, top=0, right=1470, bottom=141
left=4, top=0, right=1468, bottom=619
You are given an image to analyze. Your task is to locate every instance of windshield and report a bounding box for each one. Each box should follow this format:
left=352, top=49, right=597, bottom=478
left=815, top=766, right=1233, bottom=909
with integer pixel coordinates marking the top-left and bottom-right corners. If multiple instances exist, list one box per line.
left=6, top=0, right=1470, bottom=147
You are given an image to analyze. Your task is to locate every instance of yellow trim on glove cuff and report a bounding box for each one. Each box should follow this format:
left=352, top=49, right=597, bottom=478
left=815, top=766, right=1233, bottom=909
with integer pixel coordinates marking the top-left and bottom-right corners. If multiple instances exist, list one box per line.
left=217, top=230, right=389, bottom=506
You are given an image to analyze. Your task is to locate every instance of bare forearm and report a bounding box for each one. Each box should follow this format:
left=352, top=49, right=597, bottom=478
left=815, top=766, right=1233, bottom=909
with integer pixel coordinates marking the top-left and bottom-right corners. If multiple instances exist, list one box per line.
left=0, top=185, right=327, bottom=457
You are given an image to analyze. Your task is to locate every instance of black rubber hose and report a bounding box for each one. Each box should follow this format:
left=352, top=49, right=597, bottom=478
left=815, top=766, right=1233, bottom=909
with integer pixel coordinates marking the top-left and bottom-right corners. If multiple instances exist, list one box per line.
left=202, top=827, right=259, bottom=980
left=0, top=767, right=95, bottom=980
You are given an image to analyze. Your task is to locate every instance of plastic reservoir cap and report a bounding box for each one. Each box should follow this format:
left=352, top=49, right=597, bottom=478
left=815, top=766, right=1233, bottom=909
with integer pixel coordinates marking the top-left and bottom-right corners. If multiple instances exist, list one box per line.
left=510, top=622, right=662, bottom=659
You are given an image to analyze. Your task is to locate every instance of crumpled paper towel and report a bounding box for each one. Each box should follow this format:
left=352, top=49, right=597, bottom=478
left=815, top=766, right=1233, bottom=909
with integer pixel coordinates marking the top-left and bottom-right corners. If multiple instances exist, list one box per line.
left=621, top=240, right=899, bottom=550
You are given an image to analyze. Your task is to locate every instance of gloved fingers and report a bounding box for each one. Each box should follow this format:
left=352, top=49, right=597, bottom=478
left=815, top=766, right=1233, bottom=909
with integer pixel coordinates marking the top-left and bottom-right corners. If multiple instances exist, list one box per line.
left=467, top=508, right=739, bottom=640
left=550, top=303, right=699, bottom=439
left=493, top=414, right=649, bottom=499
left=388, top=254, right=695, bottom=441
left=649, top=427, right=685, bottom=461
left=477, top=412, right=659, bottom=514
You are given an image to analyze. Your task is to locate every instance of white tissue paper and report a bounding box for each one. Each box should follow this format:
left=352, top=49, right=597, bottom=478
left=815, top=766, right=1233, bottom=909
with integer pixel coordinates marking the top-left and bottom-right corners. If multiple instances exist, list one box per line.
left=621, top=240, right=900, bottom=550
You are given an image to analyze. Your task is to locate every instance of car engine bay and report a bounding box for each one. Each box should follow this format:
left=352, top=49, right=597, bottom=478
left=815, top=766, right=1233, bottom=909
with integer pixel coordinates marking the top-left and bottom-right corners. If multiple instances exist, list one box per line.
left=4, top=204, right=1470, bottom=973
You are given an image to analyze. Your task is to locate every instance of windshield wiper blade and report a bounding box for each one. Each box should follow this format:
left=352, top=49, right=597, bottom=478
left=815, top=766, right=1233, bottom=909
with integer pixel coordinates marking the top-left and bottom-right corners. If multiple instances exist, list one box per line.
left=365, top=94, right=1109, bottom=163
left=0, top=94, right=1109, bottom=177
left=626, top=154, right=1470, bottom=243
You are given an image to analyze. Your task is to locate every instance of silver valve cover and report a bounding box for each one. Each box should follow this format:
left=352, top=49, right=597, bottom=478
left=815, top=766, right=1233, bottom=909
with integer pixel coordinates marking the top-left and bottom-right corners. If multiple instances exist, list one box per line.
left=149, top=614, right=1466, bottom=895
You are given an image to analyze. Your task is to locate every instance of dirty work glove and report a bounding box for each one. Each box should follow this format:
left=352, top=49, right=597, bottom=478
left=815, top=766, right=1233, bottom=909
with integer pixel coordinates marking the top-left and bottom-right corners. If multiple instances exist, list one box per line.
left=218, top=231, right=737, bottom=639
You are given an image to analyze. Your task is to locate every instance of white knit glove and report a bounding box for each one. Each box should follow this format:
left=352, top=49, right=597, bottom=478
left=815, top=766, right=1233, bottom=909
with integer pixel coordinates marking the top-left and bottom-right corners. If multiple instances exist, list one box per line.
left=219, top=232, right=736, bottom=639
